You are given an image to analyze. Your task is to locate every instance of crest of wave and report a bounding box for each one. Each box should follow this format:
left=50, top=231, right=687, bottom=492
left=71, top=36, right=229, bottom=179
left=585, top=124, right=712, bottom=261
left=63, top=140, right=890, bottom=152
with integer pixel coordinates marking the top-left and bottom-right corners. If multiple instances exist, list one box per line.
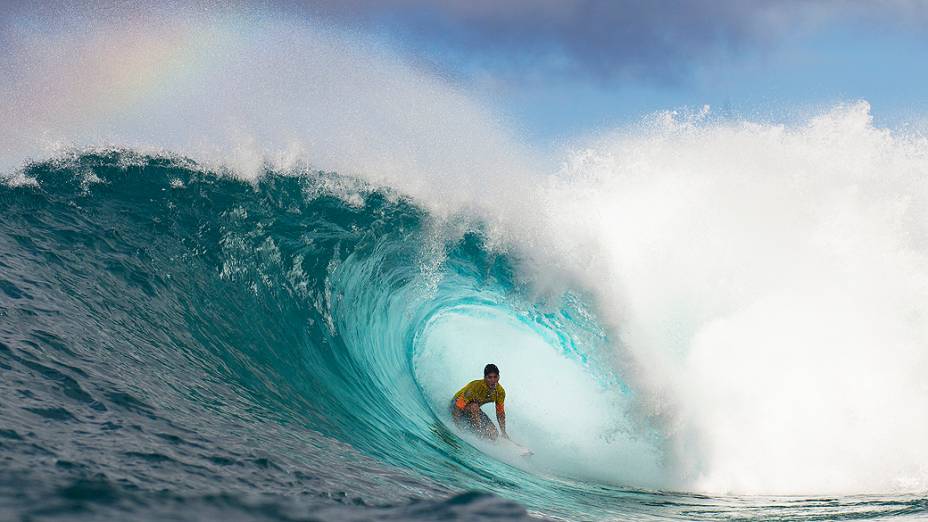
left=0, top=4, right=541, bottom=229
left=534, top=101, right=928, bottom=495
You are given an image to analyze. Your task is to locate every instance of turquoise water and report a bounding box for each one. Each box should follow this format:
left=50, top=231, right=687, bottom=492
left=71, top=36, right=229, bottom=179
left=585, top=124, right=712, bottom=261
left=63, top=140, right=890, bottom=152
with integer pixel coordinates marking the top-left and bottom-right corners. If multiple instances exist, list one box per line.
left=2, top=152, right=926, bottom=520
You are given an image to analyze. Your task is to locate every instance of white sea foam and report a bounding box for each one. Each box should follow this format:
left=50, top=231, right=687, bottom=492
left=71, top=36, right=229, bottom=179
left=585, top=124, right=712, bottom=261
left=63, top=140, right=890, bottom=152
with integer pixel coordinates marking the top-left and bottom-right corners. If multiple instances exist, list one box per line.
left=541, top=103, right=928, bottom=494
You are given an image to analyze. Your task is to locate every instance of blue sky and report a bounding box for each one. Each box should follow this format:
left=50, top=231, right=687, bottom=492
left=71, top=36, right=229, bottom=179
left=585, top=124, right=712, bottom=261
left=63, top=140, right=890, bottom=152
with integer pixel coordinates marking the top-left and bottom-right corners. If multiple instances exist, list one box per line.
left=2, top=1, right=925, bottom=146
left=497, top=21, right=928, bottom=143
left=285, top=1, right=928, bottom=143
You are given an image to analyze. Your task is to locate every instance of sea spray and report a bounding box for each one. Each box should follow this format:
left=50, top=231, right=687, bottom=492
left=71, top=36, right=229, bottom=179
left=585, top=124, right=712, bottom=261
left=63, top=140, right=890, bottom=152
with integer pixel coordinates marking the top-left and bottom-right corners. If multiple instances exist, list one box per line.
left=540, top=102, right=928, bottom=494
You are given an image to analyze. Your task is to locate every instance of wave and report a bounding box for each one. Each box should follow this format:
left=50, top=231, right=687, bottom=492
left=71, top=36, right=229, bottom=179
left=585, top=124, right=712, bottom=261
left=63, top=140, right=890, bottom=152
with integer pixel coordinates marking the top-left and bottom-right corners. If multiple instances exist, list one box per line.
left=0, top=152, right=666, bottom=518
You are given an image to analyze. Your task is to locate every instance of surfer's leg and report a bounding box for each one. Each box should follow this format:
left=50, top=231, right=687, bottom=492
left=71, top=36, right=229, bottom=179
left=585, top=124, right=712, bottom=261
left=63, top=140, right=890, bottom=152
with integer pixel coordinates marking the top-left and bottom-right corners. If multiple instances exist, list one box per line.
left=464, top=402, right=482, bottom=428
left=477, top=408, right=498, bottom=440
left=459, top=402, right=489, bottom=437
left=454, top=402, right=499, bottom=440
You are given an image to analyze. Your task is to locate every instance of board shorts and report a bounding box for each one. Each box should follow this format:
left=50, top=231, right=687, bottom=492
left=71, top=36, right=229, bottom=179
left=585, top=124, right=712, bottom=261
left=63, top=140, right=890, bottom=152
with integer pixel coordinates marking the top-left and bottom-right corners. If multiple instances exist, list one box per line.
left=449, top=400, right=497, bottom=439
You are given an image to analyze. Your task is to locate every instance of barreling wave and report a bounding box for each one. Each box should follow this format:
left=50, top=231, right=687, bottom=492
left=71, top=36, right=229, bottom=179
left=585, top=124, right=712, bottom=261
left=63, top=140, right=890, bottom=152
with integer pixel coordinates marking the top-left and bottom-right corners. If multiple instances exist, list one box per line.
left=0, top=151, right=660, bottom=520
left=4, top=150, right=928, bottom=521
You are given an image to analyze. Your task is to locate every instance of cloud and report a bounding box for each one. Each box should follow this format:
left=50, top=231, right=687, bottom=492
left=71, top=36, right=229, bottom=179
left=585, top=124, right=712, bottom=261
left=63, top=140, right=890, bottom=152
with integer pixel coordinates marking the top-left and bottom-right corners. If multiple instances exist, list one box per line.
left=3, top=1, right=925, bottom=86
left=275, top=1, right=800, bottom=84
left=280, top=0, right=927, bottom=85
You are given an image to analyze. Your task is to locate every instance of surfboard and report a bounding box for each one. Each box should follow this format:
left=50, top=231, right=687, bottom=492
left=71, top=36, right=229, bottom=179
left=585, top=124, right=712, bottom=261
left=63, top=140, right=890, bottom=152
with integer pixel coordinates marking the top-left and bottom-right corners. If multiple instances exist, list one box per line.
left=503, top=438, right=534, bottom=457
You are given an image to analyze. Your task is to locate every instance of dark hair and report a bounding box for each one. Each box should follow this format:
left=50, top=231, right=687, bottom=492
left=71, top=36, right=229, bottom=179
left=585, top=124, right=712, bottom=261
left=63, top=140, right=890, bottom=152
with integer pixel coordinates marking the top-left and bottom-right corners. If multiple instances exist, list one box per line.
left=484, top=364, right=500, bottom=376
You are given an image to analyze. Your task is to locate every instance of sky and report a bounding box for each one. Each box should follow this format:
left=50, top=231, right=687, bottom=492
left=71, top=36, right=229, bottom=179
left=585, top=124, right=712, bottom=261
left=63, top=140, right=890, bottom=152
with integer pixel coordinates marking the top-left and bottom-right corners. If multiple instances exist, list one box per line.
left=2, top=1, right=926, bottom=147
left=274, top=0, right=928, bottom=143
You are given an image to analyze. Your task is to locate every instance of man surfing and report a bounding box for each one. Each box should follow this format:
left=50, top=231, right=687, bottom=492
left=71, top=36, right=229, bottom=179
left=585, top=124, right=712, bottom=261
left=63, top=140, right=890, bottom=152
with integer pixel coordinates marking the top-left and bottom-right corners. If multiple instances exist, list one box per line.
left=450, top=364, right=508, bottom=440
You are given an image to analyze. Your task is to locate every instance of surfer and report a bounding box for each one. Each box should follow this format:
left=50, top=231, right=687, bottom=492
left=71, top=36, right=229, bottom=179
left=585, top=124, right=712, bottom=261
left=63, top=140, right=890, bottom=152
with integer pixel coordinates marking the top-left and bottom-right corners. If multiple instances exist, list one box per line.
left=450, top=364, right=508, bottom=440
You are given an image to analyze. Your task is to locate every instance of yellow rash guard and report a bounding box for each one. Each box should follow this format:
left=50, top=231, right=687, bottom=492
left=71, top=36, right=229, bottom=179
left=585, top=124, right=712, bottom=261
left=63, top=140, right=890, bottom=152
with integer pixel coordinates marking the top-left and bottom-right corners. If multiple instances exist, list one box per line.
left=453, top=379, right=506, bottom=415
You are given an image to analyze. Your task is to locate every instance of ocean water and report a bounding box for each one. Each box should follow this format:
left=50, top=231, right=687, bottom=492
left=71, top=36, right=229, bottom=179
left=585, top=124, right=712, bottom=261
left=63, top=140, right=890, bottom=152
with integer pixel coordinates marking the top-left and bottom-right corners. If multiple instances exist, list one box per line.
left=4, top=6, right=928, bottom=521
left=1, top=152, right=926, bottom=521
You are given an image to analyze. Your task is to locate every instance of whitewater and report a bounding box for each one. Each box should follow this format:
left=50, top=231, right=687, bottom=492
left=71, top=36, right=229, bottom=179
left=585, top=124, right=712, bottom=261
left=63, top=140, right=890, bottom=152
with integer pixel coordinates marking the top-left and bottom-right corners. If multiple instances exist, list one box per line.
left=3, top=7, right=928, bottom=521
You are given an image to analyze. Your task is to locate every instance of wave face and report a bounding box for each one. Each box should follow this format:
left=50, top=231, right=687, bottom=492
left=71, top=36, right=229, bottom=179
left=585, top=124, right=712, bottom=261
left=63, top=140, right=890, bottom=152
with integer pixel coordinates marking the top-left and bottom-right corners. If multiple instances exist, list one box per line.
left=2, top=152, right=927, bottom=521
left=0, top=153, right=652, bottom=520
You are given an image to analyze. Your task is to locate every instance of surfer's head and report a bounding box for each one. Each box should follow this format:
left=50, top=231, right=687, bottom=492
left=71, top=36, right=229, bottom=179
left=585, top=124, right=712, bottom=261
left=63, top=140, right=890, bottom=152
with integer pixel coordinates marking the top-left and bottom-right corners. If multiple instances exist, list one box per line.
left=484, top=363, right=500, bottom=387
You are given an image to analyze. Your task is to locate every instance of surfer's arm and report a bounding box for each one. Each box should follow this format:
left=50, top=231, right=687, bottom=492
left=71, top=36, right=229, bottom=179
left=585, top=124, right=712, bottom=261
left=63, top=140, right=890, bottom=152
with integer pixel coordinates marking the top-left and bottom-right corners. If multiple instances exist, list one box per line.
left=496, top=403, right=508, bottom=439
left=453, top=396, right=467, bottom=415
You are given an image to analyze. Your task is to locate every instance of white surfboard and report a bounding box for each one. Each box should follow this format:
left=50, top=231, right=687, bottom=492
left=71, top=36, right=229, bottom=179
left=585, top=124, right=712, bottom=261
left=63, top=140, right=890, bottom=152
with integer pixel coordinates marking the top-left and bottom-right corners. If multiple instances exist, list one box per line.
left=503, top=437, right=534, bottom=457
